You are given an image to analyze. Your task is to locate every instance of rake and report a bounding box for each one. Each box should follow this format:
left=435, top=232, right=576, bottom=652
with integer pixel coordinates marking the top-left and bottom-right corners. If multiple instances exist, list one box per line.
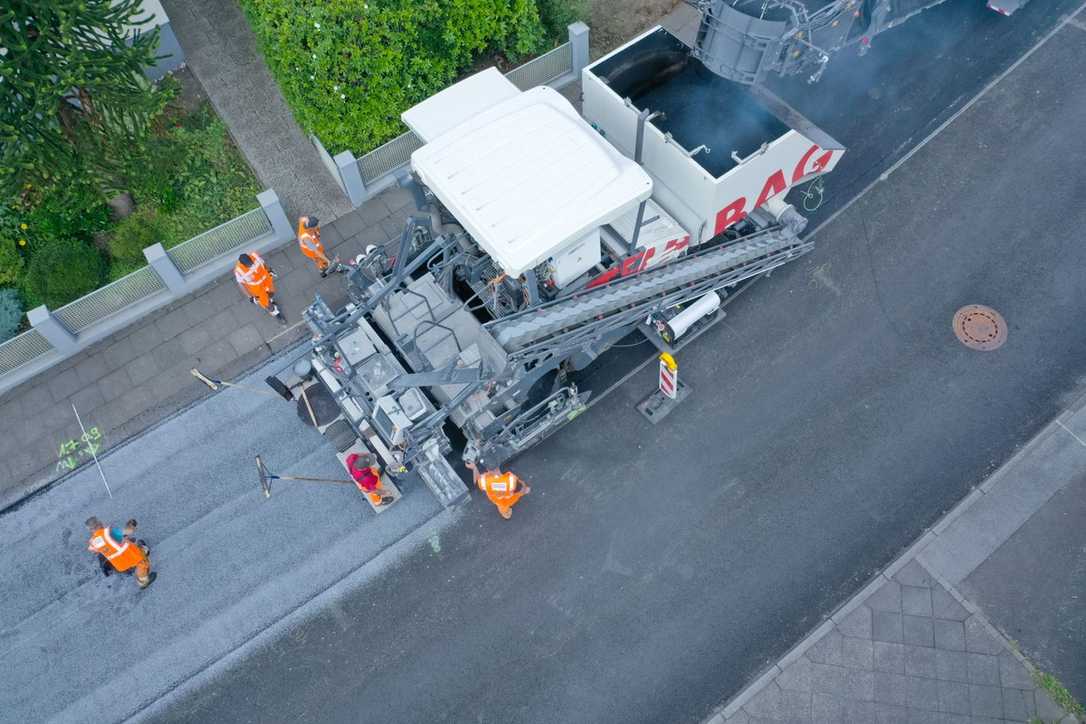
left=255, top=455, right=357, bottom=499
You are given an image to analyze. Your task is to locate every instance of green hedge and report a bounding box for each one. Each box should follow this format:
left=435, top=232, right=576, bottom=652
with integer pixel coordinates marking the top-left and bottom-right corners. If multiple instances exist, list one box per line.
left=23, top=239, right=106, bottom=310
left=239, top=0, right=554, bottom=153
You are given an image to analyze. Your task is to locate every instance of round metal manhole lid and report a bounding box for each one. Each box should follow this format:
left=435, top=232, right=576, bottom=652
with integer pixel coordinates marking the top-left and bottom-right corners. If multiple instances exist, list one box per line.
left=953, top=304, right=1007, bottom=351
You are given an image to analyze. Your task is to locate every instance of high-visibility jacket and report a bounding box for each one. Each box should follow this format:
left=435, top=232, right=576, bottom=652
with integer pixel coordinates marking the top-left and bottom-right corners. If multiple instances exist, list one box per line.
left=87, top=527, right=145, bottom=573
left=477, top=471, right=525, bottom=506
left=234, top=251, right=275, bottom=298
left=297, top=218, right=326, bottom=263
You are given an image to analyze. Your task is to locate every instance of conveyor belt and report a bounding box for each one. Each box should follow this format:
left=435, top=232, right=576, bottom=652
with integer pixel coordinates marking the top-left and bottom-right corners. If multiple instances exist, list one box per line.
left=487, top=226, right=812, bottom=356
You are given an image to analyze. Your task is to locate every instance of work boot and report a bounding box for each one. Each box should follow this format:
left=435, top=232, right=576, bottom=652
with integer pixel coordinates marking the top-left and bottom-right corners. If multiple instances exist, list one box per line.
left=138, top=572, right=157, bottom=590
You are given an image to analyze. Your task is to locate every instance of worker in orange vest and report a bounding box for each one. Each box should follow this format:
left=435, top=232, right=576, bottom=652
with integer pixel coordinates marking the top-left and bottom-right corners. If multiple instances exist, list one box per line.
left=467, top=461, right=531, bottom=520
left=86, top=516, right=156, bottom=589
left=234, top=251, right=285, bottom=322
left=297, top=215, right=334, bottom=277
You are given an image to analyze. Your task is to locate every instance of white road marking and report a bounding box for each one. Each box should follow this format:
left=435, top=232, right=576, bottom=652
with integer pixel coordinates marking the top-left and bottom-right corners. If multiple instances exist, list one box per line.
left=1056, top=419, right=1086, bottom=449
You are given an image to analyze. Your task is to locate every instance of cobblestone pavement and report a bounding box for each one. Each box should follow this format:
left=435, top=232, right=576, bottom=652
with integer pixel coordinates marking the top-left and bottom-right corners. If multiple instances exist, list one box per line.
left=718, top=559, right=1075, bottom=724
left=0, top=186, right=415, bottom=510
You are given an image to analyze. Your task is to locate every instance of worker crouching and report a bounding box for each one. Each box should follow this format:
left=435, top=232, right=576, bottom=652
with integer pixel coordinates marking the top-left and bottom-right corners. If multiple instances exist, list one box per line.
left=467, top=462, right=531, bottom=520
left=86, top=516, right=156, bottom=590
left=345, top=452, right=394, bottom=506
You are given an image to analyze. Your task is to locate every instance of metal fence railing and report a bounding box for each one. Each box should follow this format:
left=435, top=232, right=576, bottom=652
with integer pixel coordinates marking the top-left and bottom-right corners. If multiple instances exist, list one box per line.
left=1, top=190, right=292, bottom=394
left=53, top=265, right=168, bottom=334
left=359, top=132, right=425, bottom=186
left=351, top=39, right=576, bottom=191
left=168, top=207, right=272, bottom=274
left=0, top=329, right=53, bottom=376
left=506, top=42, right=573, bottom=91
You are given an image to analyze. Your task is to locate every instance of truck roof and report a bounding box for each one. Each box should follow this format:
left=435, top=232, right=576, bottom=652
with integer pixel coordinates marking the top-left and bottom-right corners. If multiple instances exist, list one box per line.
left=410, top=85, right=652, bottom=277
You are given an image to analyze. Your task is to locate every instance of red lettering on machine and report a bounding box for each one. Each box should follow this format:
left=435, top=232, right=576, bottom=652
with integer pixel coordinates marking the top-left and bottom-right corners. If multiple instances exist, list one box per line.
left=713, top=144, right=836, bottom=235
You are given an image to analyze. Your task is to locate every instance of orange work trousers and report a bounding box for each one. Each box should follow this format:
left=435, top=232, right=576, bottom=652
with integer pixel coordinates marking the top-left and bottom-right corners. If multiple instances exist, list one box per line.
left=302, top=246, right=330, bottom=272
left=244, top=281, right=276, bottom=309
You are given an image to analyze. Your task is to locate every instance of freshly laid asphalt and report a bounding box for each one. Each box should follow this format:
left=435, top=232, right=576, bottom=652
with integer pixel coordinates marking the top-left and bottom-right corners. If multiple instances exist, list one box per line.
left=0, top=351, right=449, bottom=723
left=149, top=4, right=1086, bottom=724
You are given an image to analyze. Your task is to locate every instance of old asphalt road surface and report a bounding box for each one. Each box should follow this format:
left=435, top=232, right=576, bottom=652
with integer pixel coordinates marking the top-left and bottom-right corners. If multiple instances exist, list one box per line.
left=144, top=3, right=1086, bottom=723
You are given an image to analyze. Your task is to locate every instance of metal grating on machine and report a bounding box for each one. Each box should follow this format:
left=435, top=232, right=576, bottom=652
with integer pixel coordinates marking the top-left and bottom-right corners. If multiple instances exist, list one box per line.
left=416, top=451, right=469, bottom=507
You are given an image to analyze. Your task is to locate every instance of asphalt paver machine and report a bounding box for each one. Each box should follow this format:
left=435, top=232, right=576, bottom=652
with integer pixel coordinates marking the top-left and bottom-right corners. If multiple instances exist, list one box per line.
left=292, top=23, right=850, bottom=508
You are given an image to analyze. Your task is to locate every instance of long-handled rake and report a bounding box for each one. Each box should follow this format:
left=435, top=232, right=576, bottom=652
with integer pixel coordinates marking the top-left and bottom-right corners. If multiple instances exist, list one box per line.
left=191, top=368, right=289, bottom=398
left=255, top=455, right=356, bottom=498
left=192, top=368, right=321, bottom=428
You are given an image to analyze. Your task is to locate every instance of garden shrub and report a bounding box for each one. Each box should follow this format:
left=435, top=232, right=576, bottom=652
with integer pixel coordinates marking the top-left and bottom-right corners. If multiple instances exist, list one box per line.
left=239, top=0, right=550, bottom=153
left=1, top=89, right=258, bottom=306
left=23, top=239, right=106, bottom=309
left=536, top=0, right=587, bottom=41
left=0, top=233, right=24, bottom=287
left=109, top=206, right=163, bottom=261
left=127, top=104, right=261, bottom=248
left=21, top=178, right=112, bottom=246
left=0, top=288, right=23, bottom=342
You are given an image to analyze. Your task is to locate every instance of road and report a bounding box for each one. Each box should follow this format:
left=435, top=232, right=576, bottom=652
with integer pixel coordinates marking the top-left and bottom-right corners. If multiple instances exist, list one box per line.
left=148, top=3, right=1086, bottom=723
left=0, top=352, right=448, bottom=723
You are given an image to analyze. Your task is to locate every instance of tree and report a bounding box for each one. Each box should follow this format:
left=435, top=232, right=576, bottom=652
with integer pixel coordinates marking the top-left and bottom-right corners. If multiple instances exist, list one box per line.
left=0, top=0, right=167, bottom=198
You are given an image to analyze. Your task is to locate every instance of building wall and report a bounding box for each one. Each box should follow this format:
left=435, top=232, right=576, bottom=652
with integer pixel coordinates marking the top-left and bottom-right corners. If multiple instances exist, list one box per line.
left=123, top=0, right=185, bottom=80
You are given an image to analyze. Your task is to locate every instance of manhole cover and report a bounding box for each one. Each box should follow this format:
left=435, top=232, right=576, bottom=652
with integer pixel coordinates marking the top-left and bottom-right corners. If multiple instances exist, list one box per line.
left=953, top=304, right=1007, bottom=351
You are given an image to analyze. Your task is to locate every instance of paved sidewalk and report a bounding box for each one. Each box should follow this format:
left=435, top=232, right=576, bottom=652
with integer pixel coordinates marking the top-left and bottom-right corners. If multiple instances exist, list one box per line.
left=707, top=391, right=1086, bottom=724
left=0, top=186, right=414, bottom=511
left=159, top=0, right=351, bottom=222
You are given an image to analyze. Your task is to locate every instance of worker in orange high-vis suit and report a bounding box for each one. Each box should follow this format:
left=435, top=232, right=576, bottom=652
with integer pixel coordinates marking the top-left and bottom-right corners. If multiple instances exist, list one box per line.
left=467, top=461, right=531, bottom=520
left=297, top=215, right=336, bottom=277
left=234, top=251, right=285, bottom=322
left=86, top=516, right=156, bottom=589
